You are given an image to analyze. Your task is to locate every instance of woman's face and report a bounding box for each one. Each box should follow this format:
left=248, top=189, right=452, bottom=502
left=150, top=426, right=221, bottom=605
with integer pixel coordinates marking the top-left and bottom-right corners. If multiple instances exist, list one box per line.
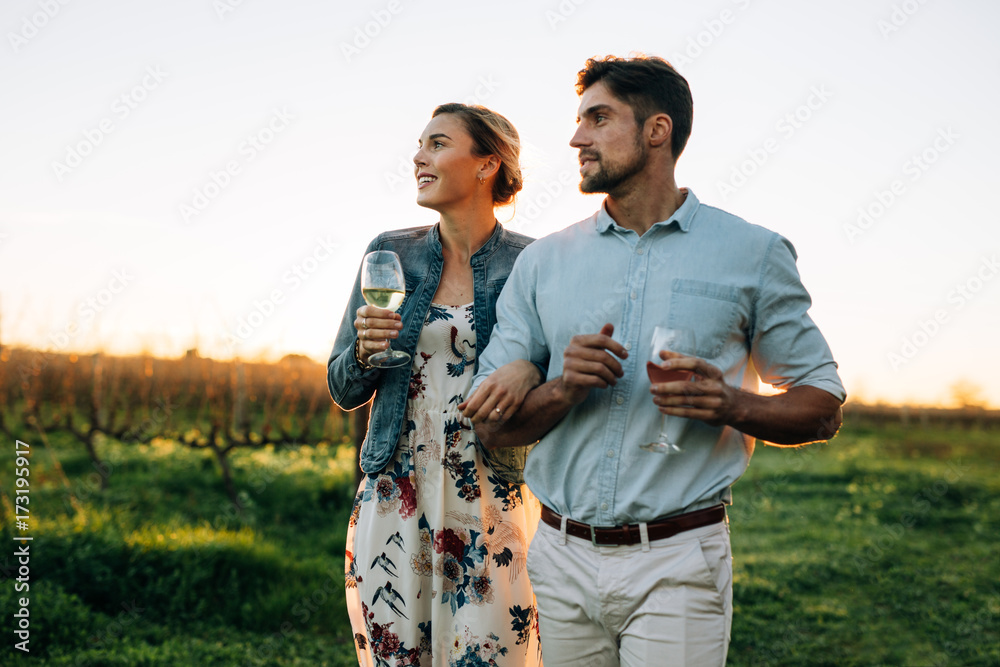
left=413, top=113, right=487, bottom=213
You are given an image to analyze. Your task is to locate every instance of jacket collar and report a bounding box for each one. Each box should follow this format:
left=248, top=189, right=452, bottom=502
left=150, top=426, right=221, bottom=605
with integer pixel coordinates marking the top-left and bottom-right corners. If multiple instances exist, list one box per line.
left=427, top=221, right=504, bottom=265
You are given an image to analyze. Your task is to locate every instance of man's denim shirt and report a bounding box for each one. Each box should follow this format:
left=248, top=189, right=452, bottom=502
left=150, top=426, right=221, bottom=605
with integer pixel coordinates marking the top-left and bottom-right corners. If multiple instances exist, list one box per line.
left=327, top=223, right=533, bottom=474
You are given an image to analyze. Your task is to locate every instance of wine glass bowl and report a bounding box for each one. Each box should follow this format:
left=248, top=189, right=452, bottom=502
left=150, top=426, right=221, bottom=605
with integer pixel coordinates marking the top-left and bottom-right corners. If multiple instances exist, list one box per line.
left=360, top=251, right=410, bottom=368
left=641, top=327, right=697, bottom=454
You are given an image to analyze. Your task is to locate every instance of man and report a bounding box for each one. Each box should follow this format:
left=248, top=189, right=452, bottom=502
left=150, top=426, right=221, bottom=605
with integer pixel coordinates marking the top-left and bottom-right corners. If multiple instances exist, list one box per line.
left=461, top=55, right=845, bottom=666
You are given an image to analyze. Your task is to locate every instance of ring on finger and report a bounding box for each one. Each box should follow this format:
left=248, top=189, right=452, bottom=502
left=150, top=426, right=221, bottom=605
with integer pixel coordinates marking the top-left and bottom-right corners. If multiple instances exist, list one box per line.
left=362, top=317, right=368, bottom=330
left=495, top=407, right=503, bottom=415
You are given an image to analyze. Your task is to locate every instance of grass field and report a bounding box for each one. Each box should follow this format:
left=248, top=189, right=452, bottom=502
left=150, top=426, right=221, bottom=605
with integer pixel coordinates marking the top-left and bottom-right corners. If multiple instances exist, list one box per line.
left=0, top=421, right=997, bottom=666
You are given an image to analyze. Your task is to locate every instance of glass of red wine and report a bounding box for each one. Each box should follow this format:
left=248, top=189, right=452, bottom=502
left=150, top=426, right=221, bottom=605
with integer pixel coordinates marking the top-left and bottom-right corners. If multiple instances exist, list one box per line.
left=642, top=327, right=697, bottom=453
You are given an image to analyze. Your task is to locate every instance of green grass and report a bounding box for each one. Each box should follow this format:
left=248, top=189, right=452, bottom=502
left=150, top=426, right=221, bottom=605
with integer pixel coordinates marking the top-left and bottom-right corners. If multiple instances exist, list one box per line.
left=0, top=432, right=360, bottom=665
left=727, top=424, right=999, bottom=666
left=0, top=423, right=997, bottom=665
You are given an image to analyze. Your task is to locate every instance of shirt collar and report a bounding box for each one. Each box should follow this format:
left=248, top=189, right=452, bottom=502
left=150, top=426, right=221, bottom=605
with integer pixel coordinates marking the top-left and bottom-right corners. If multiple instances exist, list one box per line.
left=595, top=188, right=700, bottom=234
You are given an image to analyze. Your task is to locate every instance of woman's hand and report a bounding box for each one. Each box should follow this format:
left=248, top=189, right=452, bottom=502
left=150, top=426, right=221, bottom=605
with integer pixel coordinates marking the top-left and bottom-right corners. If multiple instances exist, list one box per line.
left=459, top=359, right=543, bottom=424
left=354, top=305, right=402, bottom=367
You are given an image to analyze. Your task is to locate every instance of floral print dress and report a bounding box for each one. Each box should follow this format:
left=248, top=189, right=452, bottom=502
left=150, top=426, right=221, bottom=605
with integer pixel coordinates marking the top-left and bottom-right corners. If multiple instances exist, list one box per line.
left=346, top=302, right=542, bottom=667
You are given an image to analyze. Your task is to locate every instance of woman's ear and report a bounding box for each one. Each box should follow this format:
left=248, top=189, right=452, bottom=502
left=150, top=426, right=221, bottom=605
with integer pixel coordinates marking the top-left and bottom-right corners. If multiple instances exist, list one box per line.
left=478, top=155, right=501, bottom=182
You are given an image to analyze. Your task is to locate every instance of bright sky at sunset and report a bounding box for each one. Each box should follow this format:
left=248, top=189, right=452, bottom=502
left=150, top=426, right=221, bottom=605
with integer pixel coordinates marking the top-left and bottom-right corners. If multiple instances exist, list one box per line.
left=1, top=0, right=997, bottom=407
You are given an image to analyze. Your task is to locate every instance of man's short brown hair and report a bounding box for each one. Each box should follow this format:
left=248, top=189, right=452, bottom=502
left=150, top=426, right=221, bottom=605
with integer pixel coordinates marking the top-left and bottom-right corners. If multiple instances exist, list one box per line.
left=576, top=55, right=693, bottom=160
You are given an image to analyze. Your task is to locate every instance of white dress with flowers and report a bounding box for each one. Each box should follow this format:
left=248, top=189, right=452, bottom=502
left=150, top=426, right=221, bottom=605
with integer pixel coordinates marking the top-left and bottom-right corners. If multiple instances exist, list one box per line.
left=345, top=302, right=542, bottom=667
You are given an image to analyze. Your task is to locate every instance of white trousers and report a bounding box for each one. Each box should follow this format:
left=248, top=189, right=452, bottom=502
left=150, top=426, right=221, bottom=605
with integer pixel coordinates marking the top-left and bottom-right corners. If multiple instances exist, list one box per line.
left=525, top=517, right=732, bottom=667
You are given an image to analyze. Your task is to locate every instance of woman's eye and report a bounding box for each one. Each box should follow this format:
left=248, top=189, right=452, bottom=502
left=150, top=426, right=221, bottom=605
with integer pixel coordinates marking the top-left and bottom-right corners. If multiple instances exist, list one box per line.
left=434, top=141, right=444, bottom=148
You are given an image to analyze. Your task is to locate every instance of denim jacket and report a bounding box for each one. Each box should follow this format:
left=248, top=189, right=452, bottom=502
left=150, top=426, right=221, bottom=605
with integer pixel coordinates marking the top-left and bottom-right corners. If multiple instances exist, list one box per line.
left=327, top=223, right=533, bottom=475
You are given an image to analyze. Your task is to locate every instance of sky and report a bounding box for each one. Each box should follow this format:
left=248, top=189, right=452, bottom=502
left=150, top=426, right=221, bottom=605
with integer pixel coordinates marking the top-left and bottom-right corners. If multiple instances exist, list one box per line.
left=1, top=0, right=998, bottom=407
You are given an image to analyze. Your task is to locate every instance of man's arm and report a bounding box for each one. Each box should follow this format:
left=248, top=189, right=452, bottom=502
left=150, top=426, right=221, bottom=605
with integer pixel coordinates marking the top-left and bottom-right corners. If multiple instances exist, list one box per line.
left=470, top=323, right=628, bottom=449
left=473, top=378, right=576, bottom=449
left=733, top=385, right=843, bottom=444
left=650, top=354, right=842, bottom=445
left=650, top=229, right=844, bottom=445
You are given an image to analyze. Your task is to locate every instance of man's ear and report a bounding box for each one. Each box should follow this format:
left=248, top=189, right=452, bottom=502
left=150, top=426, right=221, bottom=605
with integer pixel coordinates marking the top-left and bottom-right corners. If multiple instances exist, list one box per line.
left=647, top=113, right=673, bottom=149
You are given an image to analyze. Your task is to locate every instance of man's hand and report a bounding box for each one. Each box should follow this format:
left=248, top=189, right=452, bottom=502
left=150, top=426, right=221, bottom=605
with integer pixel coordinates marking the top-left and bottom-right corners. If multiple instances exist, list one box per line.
left=473, top=323, right=628, bottom=450
left=649, top=351, right=735, bottom=426
left=558, top=323, right=629, bottom=406
left=650, top=351, right=843, bottom=445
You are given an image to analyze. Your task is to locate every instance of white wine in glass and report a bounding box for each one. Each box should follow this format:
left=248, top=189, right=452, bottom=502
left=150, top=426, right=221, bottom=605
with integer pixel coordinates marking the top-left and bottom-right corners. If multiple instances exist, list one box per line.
left=360, top=251, right=410, bottom=368
left=641, top=327, right=697, bottom=454
left=361, top=288, right=404, bottom=311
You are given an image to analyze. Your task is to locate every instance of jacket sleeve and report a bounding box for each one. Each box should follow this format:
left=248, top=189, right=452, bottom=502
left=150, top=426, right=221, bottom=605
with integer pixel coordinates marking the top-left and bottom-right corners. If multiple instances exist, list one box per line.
left=326, top=237, right=383, bottom=410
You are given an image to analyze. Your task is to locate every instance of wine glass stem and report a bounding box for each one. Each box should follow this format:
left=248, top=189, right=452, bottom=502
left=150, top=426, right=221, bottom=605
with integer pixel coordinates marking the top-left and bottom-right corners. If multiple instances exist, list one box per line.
left=657, top=415, right=669, bottom=441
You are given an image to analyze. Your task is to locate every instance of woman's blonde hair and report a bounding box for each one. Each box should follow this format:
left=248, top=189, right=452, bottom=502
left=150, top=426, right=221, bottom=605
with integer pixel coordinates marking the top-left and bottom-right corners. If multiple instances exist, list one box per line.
left=432, top=103, right=523, bottom=206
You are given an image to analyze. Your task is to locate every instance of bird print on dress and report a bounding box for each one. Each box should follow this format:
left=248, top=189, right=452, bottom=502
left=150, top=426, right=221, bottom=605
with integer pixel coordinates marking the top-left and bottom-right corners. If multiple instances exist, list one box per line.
left=444, top=323, right=476, bottom=377
left=446, top=504, right=528, bottom=584
left=373, top=581, right=409, bottom=619
left=371, top=552, right=399, bottom=578
left=386, top=531, right=405, bottom=552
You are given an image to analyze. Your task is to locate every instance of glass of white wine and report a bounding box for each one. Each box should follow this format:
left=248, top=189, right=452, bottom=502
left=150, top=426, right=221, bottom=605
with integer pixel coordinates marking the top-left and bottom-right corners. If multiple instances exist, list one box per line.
left=360, top=250, right=410, bottom=368
left=641, top=327, right=697, bottom=454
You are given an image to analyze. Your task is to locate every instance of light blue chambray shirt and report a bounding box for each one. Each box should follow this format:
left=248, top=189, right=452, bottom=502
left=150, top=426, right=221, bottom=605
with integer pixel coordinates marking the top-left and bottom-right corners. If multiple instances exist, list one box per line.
left=472, top=189, right=845, bottom=526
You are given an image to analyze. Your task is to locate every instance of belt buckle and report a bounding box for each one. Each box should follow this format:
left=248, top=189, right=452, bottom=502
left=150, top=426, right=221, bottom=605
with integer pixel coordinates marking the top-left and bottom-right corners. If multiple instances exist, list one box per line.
left=589, top=524, right=618, bottom=546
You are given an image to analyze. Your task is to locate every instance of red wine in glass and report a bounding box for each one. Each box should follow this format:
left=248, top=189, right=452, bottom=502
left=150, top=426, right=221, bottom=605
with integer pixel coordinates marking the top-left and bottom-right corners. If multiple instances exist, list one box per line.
left=642, top=327, right=696, bottom=453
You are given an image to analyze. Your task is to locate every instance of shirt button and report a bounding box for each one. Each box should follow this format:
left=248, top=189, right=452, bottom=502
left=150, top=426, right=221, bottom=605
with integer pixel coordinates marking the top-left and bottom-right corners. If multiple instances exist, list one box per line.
left=616, top=396, right=624, bottom=405
left=624, top=342, right=632, bottom=351
left=637, top=248, right=645, bottom=255
left=601, top=503, right=609, bottom=511
left=630, top=291, right=637, bottom=300
left=606, top=449, right=615, bottom=458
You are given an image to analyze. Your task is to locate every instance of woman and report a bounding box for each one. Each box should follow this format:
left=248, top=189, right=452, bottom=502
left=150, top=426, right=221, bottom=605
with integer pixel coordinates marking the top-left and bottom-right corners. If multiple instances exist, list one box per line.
left=328, top=103, right=543, bottom=666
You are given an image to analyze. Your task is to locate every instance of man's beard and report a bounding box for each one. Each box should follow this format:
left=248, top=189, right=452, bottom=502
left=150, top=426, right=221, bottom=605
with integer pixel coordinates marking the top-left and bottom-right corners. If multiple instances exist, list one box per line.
left=579, top=136, right=648, bottom=196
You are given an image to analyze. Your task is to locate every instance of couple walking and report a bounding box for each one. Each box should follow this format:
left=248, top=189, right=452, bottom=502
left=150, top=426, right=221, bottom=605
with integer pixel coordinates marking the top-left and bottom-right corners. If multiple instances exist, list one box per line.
left=327, top=54, right=845, bottom=667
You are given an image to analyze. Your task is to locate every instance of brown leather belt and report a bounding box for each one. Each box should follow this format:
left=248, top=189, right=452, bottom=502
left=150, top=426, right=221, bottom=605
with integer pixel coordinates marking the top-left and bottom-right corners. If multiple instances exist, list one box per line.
left=540, top=503, right=726, bottom=546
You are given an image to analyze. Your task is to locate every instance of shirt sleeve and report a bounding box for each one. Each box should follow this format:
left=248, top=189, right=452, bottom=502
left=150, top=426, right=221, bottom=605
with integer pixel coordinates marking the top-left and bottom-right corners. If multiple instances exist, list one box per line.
left=471, top=247, right=550, bottom=395
left=750, top=234, right=846, bottom=402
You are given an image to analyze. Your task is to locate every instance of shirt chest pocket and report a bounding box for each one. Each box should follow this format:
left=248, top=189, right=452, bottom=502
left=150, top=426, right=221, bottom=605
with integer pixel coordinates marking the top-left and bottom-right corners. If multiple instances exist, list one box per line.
left=667, top=279, right=742, bottom=360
